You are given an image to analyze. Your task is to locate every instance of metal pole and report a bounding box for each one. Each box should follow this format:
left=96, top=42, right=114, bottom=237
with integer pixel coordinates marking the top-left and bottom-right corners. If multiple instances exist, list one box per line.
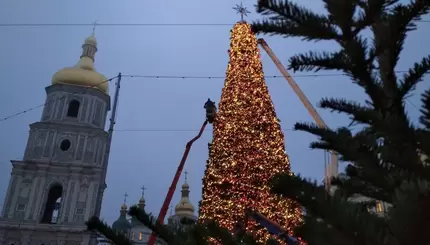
left=88, top=73, right=122, bottom=245
left=257, top=39, right=338, bottom=188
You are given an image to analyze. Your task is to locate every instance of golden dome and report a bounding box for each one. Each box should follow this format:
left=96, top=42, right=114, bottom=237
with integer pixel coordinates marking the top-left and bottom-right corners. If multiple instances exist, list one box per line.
left=51, top=35, right=108, bottom=94
left=121, top=203, right=128, bottom=210
left=85, top=35, right=97, bottom=46
left=139, top=196, right=146, bottom=204
left=174, top=183, right=195, bottom=216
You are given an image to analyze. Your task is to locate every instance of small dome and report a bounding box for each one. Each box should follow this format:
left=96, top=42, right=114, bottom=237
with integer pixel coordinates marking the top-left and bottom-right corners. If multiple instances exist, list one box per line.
left=139, top=196, right=145, bottom=204
left=51, top=35, right=108, bottom=94
left=182, top=183, right=189, bottom=189
left=175, top=201, right=194, bottom=213
left=85, top=35, right=97, bottom=45
left=112, top=217, right=131, bottom=233
left=112, top=204, right=131, bottom=234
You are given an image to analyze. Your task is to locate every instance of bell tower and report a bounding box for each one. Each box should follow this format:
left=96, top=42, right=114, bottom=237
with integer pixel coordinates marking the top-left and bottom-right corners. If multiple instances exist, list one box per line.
left=0, top=33, right=113, bottom=245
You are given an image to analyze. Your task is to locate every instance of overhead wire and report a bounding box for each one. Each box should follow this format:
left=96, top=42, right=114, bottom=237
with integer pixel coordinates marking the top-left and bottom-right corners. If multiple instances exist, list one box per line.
left=113, top=128, right=295, bottom=132
left=0, top=75, right=118, bottom=123
left=0, top=70, right=427, bottom=123
left=0, top=21, right=428, bottom=27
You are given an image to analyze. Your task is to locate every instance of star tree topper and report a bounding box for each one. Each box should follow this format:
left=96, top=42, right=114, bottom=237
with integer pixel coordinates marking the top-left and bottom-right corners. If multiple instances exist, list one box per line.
left=233, top=2, right=251, bottom=22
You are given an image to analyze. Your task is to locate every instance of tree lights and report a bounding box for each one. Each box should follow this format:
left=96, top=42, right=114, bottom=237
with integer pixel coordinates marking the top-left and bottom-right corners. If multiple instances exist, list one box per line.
left=198, top=22, right=302, bottom=244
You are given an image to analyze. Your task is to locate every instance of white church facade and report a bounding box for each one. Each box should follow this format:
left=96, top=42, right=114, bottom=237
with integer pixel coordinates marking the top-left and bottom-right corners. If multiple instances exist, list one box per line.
left=0, top=32, right=111, bottom=245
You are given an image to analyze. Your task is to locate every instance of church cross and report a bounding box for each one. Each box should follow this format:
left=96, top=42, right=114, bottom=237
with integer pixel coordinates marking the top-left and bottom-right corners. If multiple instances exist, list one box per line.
left=184, top=170, right=188, bottom=183
left=141, top=185, right=147, bottom=197
left=233, top=2, right=250, bottom=21
left=92, top=20, right=98, bottom=36
left=123, top=192, right=128, bottom=204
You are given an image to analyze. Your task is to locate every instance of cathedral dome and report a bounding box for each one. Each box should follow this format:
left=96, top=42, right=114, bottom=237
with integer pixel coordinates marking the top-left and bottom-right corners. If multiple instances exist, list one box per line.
left=51, top=34, right=109, bottom=93
left=112, top=203, right=131, bottom=234
left=174, top=183, right=195, bottom=216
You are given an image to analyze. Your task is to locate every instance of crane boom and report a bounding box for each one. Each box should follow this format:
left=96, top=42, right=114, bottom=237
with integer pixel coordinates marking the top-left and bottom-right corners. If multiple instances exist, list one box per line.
left=257, top=38, right=338, bottom=189
left=147, top=99, right=217, bottom=245
left=243, top=209, right=298, bottom=245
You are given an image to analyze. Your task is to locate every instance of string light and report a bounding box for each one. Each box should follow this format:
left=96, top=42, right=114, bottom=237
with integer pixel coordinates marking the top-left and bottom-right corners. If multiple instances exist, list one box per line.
left=198, top=22, right=303, bottom=244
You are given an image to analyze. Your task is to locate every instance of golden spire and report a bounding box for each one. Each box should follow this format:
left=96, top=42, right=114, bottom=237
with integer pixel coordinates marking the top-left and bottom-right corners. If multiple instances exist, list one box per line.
left=174, top=170, right=195, bottom=217
left=120, top=192, right=128, bottom=213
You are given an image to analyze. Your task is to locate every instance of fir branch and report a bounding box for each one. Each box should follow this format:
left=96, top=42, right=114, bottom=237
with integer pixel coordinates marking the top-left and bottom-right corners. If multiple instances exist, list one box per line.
left=288, top=51, right=349, bottom=73
left=86, top=216, right=132, bottom=245
left=319, top=98, right=379, bottom=126
left=420, top=89, right=430, bottom=129
left=128, top=206, right=179, bottom=245
left=387, top=178, right=430, bottom=244
left=252, top=0, right=340, bottom=41
left=398, top=55, right=430, bottom=99
left=270, top=174, right=393, bottom=245
left=294, top=216, right=354, bottom=245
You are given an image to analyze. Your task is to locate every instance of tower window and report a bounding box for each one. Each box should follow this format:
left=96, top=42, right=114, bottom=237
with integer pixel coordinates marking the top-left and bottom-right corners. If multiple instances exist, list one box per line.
left=139, top=232, right=143, bottom=241
left=41, top=184, right=63, bottom=224
left=60, top=139, right=71, bottom=151
left=67, top=100, right=80, bottom=118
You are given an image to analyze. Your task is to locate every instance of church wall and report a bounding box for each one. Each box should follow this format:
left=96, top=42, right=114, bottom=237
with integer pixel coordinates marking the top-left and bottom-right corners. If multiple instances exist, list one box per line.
left=1, top=162, right=102, bottom=226
left=0, top=173, right=17, bottom=218
left=41, top=84, right=110, bottom=130
left=23, top=126, right=108, bottom=166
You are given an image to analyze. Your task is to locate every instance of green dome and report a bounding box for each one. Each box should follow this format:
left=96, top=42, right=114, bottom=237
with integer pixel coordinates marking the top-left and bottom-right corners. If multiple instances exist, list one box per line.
left=112, top=205, right=131, bottom=234
left=112, top=215, right=131, bottom=233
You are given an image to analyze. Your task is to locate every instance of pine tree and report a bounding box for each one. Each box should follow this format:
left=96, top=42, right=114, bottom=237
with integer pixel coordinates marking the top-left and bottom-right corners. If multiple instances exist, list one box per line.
left=198, top=22, right=303, bottom=244
left=252, top=0, right=430, bottom=244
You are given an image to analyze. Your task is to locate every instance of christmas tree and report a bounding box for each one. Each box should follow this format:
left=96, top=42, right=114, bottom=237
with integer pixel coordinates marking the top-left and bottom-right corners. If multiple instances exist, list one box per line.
left=251, top=0, right=430, bottom=244
left=198, top=21, right=302, bottom=244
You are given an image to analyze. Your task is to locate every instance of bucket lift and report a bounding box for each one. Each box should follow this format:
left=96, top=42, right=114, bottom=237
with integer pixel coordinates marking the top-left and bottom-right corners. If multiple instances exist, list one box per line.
left=147, top=99, right=217, bottom=245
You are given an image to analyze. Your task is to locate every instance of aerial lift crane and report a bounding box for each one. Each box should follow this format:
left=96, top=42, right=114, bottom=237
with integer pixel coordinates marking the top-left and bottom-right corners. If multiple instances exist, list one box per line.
left=238, top=209, right=298, bottom=245
left=257, top=39, right=338, bottom=191
left=147, top=99, right=217, bottom=245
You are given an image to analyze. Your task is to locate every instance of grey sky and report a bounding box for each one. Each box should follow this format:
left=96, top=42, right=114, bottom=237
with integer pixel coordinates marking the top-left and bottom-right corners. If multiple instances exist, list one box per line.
left=0, top=0, right=428, bottom=224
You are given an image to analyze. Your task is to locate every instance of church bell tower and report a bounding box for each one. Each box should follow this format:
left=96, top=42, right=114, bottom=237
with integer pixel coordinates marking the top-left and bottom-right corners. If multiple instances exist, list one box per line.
left=0, top=33, right=112, bottom=245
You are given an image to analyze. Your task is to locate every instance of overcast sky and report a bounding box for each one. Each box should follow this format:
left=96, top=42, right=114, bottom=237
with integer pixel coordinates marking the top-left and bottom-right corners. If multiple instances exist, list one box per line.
left=0, top=0, right=428, bottom=224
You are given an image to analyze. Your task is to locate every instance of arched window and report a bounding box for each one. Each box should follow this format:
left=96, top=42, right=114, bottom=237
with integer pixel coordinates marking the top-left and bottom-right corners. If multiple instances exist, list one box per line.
left=41, top=184, right=63, bottom=224
left=67, top=100, right=80, bottom=118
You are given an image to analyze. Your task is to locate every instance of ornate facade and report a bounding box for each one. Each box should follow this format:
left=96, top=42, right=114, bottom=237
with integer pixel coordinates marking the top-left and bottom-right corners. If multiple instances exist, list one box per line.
left=0, top=33, right=111, bottom=245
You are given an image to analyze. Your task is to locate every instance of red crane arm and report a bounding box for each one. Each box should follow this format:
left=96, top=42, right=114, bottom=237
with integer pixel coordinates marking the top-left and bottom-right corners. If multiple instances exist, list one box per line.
left=147, top=120, right=208, bottom=245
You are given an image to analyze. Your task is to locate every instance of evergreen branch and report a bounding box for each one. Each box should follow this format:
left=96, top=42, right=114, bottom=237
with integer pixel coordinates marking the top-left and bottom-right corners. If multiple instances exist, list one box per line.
left=387, top=178, right=430, bottom=244
left=128, top=206, right=179, bottom=245
left=288, top=51, right=349, bottom=73
left=319, top=98, right=379, bottom=125
left=372, top=0, right=430, bottom=89
left=86, top=216, right=133, bottom=245
left=294, top=215, right=354, bottom=245
left=270, top=174, right=393, bottom=245
left=398, top=55, right=430, bottom=99
left=252, top=0, right=340, bottom=41
left=420, top=89, right=430, bottom=130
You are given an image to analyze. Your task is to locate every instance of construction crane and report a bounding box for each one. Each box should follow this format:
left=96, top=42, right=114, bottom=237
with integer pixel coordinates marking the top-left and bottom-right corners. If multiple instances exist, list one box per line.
left=257, top=39, right=338, bottom=190
left=147, top=99, right=217, bottom=245
left=234, top=209, right=298, bottom=245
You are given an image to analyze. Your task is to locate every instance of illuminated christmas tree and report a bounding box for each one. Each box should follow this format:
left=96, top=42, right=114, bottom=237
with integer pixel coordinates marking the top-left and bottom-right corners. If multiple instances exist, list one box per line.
left=198, top=21, right=303, bottom=244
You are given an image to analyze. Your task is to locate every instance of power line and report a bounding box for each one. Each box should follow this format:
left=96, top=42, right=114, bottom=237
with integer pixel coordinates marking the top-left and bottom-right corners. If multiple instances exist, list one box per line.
left=0, top=21, right=428, bottom=27
left=122, top=73, right=350, bottom=79
left=114, top=128, right=293, bottom=132
left=0, top=23, right=233, bottom=27
left=0, top=70, right=426, bottom=123
left=121, top=70, right=417, bottom=80
left=0, top=76, right=118, bottom=123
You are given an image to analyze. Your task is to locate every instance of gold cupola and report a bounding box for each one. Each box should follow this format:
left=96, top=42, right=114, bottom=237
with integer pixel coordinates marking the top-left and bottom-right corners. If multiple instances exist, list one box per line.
left=51, top=33, right=108, bottom=93
left=174, top=171, right=195, bottom=218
